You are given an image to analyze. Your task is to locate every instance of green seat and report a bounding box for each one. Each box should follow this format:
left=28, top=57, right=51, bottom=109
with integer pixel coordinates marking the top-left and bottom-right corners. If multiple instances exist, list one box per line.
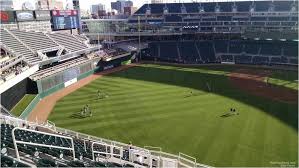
left=37, top=158, right=57, bottom=167
left=94, top=162, right=107, bottom=167
left=67, top=161, right=85, bottom=167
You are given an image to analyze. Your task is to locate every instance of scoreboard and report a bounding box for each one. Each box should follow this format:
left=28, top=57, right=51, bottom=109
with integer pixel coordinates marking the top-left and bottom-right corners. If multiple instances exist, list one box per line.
left=51, top=10, right=79, bottom=30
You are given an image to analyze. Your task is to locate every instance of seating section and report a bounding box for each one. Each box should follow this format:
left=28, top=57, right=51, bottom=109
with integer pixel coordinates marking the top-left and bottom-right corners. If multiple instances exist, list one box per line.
left=134, top=1, right=296, bottom=14
left=103, top=48, right=128, bottom=58
left=30, top=56, right=90, bottom=80
left=165, top=15, right=182, bottom=22
left=146, top=40, right=298, bottom=65
left=11, top=30, right=59, bottom=52
left=0, top=29, right=41, bottom=64
left=234, top=55, right=252, bottom=64
left=197, top=41, right=216, bottom=63
left=74, top=34, right=89, bottom=43
left=148, top=43, right=159, bottom=57
left=159, top=42, right=179, bottom=61
left=253, top=56, right=269, bottom=65
left=214, top=40, right=228, bottom=53
left=0, top=123, right=136, bottom=167
left=260, top=42, right=282, bottom=56
left=1, top=155, right=29, bottom=167
left=1, top=29, right=91, bottom=66
left=178, top=41, right=201, bottom=63
left=229, top=41, right=244, bottom=53
left=244, top=42, right=260, bottom=55
left=48, top=33, right=88, bottom=53
left=283, top=42, right=298, bottom=57
left=221, top=55, right=234, bottom=62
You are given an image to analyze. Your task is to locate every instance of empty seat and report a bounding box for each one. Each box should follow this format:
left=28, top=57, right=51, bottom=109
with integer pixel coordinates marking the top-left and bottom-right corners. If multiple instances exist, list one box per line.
left=48, top=33, right=88, bottom=53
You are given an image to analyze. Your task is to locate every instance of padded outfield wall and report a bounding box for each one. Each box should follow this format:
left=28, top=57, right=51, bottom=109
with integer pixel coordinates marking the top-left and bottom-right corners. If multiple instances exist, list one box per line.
left=0, top=78, right=38, bottom=110
left=37, top=59, right=100, bottom=98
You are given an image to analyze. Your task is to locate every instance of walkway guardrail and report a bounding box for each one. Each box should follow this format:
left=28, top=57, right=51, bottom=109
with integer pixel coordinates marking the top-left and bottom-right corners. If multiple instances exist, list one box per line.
left=1, top=114, right=213, bottom=168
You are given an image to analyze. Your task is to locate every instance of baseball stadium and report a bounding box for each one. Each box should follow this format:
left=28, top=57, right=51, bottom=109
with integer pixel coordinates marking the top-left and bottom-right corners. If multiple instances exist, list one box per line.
left=0, top=0, right=298, bottom=167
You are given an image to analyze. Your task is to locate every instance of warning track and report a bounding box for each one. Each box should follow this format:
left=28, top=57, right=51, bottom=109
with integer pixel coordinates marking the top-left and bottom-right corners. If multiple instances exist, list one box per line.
left=229, top=69, right=298, bottom=104
left=27, top=64, right=137, bottom=123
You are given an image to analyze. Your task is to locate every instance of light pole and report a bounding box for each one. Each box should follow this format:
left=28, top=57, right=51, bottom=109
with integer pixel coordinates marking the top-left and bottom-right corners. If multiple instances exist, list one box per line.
left=138, top=16, right=141, bottom=62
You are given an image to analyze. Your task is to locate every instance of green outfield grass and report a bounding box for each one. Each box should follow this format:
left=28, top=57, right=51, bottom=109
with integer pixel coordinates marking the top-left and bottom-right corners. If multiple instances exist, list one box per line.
left=268, top=70, right=298, bottom=90
left=49, top=64, right=298, bottom=167
left=11, top=94, right=36, bottom=116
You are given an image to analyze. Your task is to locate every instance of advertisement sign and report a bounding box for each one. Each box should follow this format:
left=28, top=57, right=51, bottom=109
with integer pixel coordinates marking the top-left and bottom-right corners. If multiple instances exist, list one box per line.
left=0, top=11, right=15, bottom=23
left=16, top=10, right=34, bottom=21
left=64, top=78, right=77, bottom=87
left=104, top=65, right=114, bottom=70
left=51, top=10, right=79, bottom=30
left=52, top=10, right=78, bottom=17
left=35, top=10, right=51, bottom=21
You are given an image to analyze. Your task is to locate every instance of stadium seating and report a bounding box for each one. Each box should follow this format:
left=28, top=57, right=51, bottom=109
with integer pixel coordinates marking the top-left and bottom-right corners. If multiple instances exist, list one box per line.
left=149, top=43, right=159, bottom=58
left=221, top=55, right=234, bottom=62
left=283, top=42, right=298, bottom=57
left=11, top=30, right=59, bottom=52
left=214, top=40, right=229, bottom=53
left=228, top=41, right=244, bottom=53
left=146, top=40, right=297, bottom=66
left=48, top=33, right=88, bottom=53
left=30, top=56, right=90, bottom=80
left=289, top=58, right=298, bottom=64
left=197, top=41, right=216, bottom=63
left=0, top=29, right=41, bottom=65
left=234, top=55, right=252, bottom=64
left=0, top=112, right=204, bottom=168
left=254, top=1, right=272, bottom=11
left=178, top=41, right=201, bottom=63
left=0, top=123, right=126, bottom=167
left=270, top=57, right=282, bottom=64
left=218, top=2, right=233, bottom=12
left=252, top=56, right=269, bottom=65
left=1, top=155, right=30, bottom=167
left=244, top=41, right=260, bottom=55
left=260, top=42, right=282, bottom=56
left=135, top=1, right=295, bottom=14
left=159, top=42, right=179, bottom=61
left=165, top=15, right=182, bottom=22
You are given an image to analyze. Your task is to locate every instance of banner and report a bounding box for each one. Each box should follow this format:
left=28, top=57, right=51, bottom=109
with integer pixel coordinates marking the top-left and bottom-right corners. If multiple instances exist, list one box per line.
left=64, top=78, right=77, bottom=87
left=104, top=65, right=114, bottom=70
left=35, top=10, right=51, bottom=21
left=16, top=10, right=34, bottom=22
left=52, top=10, right=78, bottom=16
left=0, top=11, right=15, bottom=23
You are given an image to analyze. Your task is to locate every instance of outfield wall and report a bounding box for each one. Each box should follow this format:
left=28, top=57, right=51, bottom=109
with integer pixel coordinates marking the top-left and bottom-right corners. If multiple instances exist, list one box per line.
left=0, top=78, right=38, bottom=111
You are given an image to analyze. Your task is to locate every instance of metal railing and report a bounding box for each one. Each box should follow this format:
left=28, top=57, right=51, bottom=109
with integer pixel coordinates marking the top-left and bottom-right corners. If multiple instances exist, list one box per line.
left=12, top=127, right=76, bottom=161
left=1, top=115, right=212, bottom=168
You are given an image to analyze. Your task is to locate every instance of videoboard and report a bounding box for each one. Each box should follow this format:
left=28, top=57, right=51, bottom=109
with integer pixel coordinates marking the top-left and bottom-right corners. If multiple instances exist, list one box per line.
left=51, top=10, right=79, bottom=30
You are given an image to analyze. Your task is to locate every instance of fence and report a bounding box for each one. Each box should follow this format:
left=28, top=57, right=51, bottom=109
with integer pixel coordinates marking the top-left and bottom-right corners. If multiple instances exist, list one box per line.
left=19, top=94, right=40, bottom=119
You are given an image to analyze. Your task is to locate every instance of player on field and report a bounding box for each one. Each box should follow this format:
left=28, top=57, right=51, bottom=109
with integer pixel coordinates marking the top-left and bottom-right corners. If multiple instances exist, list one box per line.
left=87, top=104, right=92, bottom=117
left=97, top=90, right=101, bottom=99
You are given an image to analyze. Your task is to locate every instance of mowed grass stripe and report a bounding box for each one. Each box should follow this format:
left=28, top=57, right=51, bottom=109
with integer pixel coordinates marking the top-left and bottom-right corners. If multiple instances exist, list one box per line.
left=49, top=64, right=298, bottom=167
left=52, top=93, right=221, bottom=126
left=56, top=86, right=188, bottom=105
